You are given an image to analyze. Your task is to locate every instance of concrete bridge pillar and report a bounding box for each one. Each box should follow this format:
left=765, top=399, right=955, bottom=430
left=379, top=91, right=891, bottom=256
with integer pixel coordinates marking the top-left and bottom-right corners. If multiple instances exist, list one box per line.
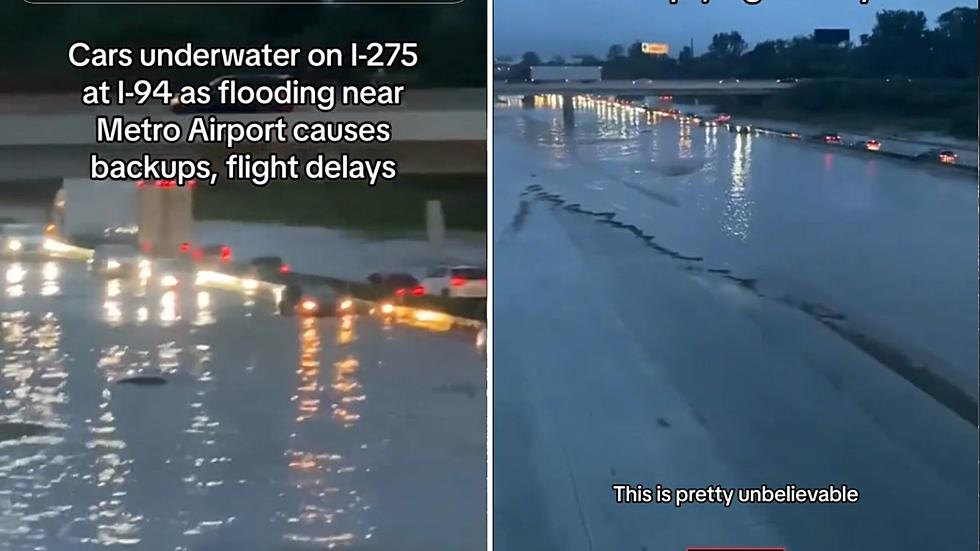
left=521, top=94, right=534, bottom=109
left=561, top=93, right=575, bottom=128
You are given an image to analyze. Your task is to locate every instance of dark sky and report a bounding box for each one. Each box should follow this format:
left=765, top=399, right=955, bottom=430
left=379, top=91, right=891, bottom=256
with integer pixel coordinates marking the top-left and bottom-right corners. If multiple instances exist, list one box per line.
left=493, top=0, right=970, bottom=59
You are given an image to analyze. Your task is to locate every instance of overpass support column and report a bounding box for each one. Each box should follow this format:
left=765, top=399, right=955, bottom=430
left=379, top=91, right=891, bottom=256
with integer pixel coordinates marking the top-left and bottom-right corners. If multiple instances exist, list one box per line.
left=521, top=94, right=534, bottom=109
left=561, top=93, right=575, bottom=128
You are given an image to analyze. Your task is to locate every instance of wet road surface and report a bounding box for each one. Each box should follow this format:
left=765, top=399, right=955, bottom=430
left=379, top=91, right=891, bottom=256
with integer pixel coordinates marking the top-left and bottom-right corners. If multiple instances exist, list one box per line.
left=493, top=101, right=978, bottom=551
left=1, top=259, right=485, bottom=550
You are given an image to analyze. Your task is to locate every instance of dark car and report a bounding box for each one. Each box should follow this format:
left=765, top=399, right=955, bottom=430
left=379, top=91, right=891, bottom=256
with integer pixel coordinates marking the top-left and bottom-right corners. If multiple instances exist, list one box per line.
left=366, top=272, right=423, bottom=297
left=296, top=287, right=356, bottom=317
left=193, top=244, right=233, bottom=266
left=820, top=132, right=842, bottom=144
left=171, top=74, right=295, bottom=114
left=250, top=256, right=292, bottom=280
left=777, top=77, right=799, bottom=84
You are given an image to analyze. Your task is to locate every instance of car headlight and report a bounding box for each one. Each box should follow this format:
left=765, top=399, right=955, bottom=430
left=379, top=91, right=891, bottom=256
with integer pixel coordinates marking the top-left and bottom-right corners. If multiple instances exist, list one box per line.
left=380, top=303, right=395, bottom=314
left=7, top=239, right=22, bottom=252
left=161, top=274, right=179, bottom=287
left=242, top=278, right=259, bottom=291
left=339, top=298, right=353, bottom=311
left=106, top=259, right=121, bottom=270
left=301, top=299, right=318, bottom=312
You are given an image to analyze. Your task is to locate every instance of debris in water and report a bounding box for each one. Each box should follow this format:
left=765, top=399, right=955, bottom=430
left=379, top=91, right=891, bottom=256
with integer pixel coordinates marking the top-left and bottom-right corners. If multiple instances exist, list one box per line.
left=0, top=422, right=50, bottom=442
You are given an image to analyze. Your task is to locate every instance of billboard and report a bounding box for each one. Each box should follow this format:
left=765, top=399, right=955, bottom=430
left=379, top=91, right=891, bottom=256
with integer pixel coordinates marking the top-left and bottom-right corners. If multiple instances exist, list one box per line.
left=814, top=28, right=850, bottom=45
left=641, top=43, right=670, bottom=55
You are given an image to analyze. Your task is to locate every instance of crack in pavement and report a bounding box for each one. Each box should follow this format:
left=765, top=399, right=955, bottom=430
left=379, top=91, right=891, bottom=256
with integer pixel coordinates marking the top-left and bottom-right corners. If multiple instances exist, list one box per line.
left=519, top=182, right=979, bottom=427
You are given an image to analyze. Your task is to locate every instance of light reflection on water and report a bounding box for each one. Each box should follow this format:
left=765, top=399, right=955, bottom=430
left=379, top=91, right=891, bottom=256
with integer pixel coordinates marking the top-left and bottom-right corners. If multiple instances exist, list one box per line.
left=0, top=309, right=72, bottom=545
left=0, top=259, right=481, bottom=549
left=500, top=93, right=757, bottom=239
left=724, top=131, right=754, bottom=240
left=282, top=314, right=374, bottom=547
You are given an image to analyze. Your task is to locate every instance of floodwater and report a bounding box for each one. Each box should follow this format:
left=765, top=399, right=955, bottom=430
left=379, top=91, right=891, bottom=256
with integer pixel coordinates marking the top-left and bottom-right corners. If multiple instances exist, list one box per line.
left=496, top=96, right=977, bottom=386
left=492, top=98, right=977, bottom=551
left=1, top=259, right=485, bottom=550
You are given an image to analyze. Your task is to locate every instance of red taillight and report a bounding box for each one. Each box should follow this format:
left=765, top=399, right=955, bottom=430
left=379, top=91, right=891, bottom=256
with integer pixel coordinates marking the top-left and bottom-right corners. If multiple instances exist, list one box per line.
left=220, top=246, right=232, bottom=263
left=192, top=248, right=202, bottom=262
left=136, top=179, right=145, bottom=188
left=279, top=263, right=291, bottom=274
left=450, top=276, right=466, bottom=287
left=394, top=288, right=406, bottom=297
left=411, top=285, right=425, bottom=296
left=179, top=242, right=191, bottom=253
left=141, top=241, right=152, bottom=253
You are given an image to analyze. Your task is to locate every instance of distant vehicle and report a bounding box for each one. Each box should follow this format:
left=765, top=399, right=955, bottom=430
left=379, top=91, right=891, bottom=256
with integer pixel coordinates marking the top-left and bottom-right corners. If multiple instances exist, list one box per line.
left=718, top=78, right=741, bottom=84
left=90, top=243, right=142, bottom=276
left=421, top=266, right=487, bottom=298
left=171, top=74, right=295, bottom=114
left=658, top=95, right=673, bottom=101
left=366, top=272, right=423, bottom=297
left=529, top=66, right=601, bottom=83
left=1, top=223, right=45, bottom=256
left=777, top=77, right=799, bottom=84
left=914, top=148, right=958, bottom=164
left=249, top=256, right=292, bottom=280
left=821, top=133, right=842, bottom=144
left=713, top=113, right=732, bottom=123
left=631, top=79, right=653, bottom=85
left=296, top=287, right=355, bottom=317
left=193, top=244, right=233, bottom=266
left=864, top=139, right=882, bottom=151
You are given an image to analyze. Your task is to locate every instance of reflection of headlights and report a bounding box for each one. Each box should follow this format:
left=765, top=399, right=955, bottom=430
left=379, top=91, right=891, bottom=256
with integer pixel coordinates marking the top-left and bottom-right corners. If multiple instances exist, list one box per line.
left=6, top=264, right=26, bottom=284
left=42, top=262, right=59, bottom=280
left=380, top=303, right=394, bottom=314
left=161, top=274, right=179, bottom=287
left=6, top=239, right=22, bottom=251
left=106, top=259, right=121, bottom=270
left=242, top=278, right=259, bottom=291
left=414, top=309, right=437, bottom=321
left=339, top=299, right=353, bottom=311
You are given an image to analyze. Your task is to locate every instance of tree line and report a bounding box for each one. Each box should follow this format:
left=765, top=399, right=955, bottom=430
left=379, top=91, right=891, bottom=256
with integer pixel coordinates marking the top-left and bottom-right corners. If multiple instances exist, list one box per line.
left=510, top=8, right=977, bottom=81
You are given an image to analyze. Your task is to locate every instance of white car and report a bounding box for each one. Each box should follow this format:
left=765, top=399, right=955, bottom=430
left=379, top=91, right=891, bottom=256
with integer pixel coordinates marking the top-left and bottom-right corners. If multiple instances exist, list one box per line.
left=2, top=223, right=46, bottom=256
left=421, top=266, right=487, bottom=298
left=90, top=243, right=143, bottom=276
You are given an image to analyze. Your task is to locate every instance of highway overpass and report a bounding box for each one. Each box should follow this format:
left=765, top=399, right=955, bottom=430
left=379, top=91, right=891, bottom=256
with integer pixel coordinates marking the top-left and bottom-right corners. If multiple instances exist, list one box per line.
left=494, top=79, right=794, bottom=96
left=0, top=89, right=486, bottom=181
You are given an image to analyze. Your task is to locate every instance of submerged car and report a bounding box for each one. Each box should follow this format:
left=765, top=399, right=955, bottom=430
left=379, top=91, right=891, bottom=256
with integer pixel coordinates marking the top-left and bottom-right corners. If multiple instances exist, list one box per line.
left=249, top=255, right=292, bottom=280
left=917, top=149, right=959, bottom=165
left=2, top=223, right=46, bottom=257
left=421, top=266, right=487, bottom=299
left=90, top=243, right=143, bottom=276
left=296, top=287, right=356, bottom=317
left=193, top=244, right=233, bottom=266
left=366, top=272, right=423, bottom=297
left=864, top=139, right=882, bottom=151
left=822, top=133, right=842, bottom=144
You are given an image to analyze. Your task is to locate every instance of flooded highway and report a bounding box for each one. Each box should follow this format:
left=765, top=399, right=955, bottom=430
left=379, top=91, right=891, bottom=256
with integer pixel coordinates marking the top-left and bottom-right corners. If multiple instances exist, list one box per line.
left=493, top=98, right=977, bottom=551
left=1, top=259, right=485, bottom=550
